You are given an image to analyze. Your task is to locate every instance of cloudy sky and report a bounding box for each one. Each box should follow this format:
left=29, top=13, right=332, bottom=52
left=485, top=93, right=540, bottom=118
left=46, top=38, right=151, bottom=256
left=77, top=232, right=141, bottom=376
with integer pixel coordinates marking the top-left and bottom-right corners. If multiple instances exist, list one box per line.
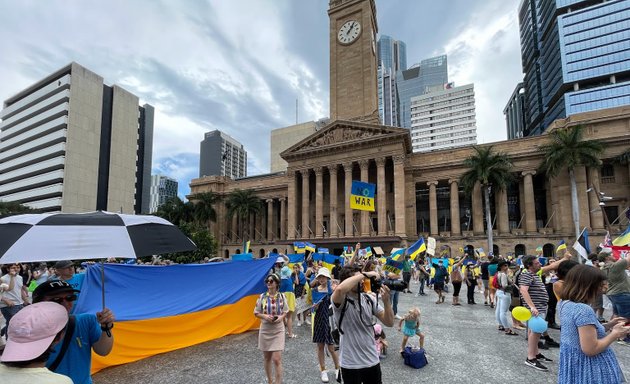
left=0, top=0, right=522, bottom=198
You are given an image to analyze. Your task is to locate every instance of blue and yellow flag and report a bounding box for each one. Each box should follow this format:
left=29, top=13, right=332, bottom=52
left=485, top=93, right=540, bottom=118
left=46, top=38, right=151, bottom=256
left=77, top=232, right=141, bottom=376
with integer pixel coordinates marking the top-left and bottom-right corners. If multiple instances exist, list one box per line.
left=350, top=180, right=376, bottom=212
left=613, top=225, right=630, bottom=246
left=475, top=248, right=486, bottom=257
left=293, top=242, right=306, bottom=254
left=365, top=246, right=373, bottom=258
left=556, top=240, right=567, bottom=253
left=407, top=237, right=426, bottom=261
left=311, top=253, right=344, bottom=271
left=383, top=259, right=403, bottom=274
left=391, top=249, right=404, bottom=261
left=305, top=242, right=316, bottom=253
left=74, top=259, right=276, bottom=374
left=244, top=240, right=251, bottom=254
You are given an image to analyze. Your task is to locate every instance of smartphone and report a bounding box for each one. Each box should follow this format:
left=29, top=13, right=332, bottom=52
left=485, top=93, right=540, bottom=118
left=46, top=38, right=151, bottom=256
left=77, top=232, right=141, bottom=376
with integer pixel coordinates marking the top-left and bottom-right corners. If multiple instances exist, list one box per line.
left=272, top=316, right=278, bottom=321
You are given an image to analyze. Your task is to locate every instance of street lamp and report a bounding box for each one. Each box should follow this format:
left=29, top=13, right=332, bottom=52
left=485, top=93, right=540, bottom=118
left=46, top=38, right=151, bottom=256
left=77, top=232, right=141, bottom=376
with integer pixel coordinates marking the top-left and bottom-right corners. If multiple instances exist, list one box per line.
left=587, top=186, right=613, bottom=233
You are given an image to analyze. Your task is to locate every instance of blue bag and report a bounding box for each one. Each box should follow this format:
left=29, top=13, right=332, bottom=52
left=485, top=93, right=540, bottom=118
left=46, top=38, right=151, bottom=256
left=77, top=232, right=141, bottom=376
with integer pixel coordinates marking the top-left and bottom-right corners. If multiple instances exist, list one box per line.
left=402, top=346, right=428, bottom=369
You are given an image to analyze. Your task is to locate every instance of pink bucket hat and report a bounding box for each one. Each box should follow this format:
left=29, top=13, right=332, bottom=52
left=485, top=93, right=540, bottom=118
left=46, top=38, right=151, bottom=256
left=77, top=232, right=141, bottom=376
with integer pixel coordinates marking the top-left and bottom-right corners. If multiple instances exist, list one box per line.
left=1, top=302, right=68, bottom=362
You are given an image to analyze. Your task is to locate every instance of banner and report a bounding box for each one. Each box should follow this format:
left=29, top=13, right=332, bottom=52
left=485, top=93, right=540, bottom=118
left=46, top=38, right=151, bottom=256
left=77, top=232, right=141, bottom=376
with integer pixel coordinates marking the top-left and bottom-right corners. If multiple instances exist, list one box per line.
left=611, top=245, right=630, bottom=261
left=350, top=180, right=376, bottom=212
left=427, top=237, right=436, bottom=256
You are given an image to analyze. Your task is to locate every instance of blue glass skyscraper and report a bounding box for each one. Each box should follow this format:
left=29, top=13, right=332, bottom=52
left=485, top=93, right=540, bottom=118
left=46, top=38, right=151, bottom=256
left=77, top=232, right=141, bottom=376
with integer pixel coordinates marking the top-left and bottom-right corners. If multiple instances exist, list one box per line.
left=518, top=0, right=630, bottom=136
left=377, top=35, right=407, bottom=126
left=397, top=55, right=449, bottom=128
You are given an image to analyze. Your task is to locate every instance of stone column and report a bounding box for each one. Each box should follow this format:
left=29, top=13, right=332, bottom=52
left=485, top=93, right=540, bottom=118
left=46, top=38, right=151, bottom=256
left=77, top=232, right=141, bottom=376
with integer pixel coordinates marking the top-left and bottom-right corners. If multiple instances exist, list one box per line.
left=376, top=158, right=387, bottom=236
left=248, top=213, right=255, bottom=242
left=523, top=171, right=537, bottom=233
left=301, top=169, right=310, bottom=239
left=449, top=179, right=461, bottom=236
left=344, top=161, right=354, bottom=237
left=266, top=199, right=274, bottom=240
left=393, top=155, right=406, bottom=237
left=231, top=215, right=238, bottom=242
left=329, top=165, right=339, bottom=238
left=287, top=170, right=297, bottom=240
left=496, top=188, right=509, bottom=234
left=472, top=182, right=484, bottom=234
left=359, top=159, right=370, bottom=237
left=587, top=167, right=604, bottom=230
left=314, top=167, right=324, bottom=238
left=427, top=181, right=438, bottom=235
left=280, top=197, right=287, bottom=240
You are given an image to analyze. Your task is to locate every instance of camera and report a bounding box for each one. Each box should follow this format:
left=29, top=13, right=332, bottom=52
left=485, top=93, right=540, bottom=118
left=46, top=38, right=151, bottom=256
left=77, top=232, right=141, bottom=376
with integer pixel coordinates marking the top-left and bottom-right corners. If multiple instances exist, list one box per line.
left=367, top=277, right=407, bottom=293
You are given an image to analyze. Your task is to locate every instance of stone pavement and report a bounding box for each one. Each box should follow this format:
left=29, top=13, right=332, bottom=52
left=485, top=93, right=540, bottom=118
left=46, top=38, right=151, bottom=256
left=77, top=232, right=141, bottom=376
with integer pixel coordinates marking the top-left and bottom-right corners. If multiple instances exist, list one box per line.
left=87, top=280, right=627, bottom=383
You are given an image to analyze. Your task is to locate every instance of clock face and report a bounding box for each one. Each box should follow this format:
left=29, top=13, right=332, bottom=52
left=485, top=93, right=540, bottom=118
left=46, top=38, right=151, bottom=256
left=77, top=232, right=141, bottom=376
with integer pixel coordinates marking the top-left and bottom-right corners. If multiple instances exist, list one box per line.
left=338, top=20, right=361, bottom=45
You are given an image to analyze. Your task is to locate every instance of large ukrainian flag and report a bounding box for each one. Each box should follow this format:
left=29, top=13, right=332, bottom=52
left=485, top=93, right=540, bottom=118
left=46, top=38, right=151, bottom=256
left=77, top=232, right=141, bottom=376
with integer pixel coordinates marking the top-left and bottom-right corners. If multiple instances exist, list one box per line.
left=74, top=258, right=276, bottom=373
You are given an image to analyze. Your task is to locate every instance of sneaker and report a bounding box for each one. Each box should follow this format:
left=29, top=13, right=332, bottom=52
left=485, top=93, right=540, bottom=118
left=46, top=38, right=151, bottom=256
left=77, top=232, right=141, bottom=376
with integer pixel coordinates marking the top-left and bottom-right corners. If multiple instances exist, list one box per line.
left=545, top=338, right=560, bottom=348
left=616, top=340, right=630, bottom=347
left=395, top=314, right=403, bottom=320
left=525, top=358, right=548, bottom=371
left=536, top=353, right=553, bottom=362
left=296, top=321, right=302, bottom=327
left=335, top=369, right=340, bottom=382
left=321, top=370, right=329, bottom=383
left=305, top=318, right=312, bottom=325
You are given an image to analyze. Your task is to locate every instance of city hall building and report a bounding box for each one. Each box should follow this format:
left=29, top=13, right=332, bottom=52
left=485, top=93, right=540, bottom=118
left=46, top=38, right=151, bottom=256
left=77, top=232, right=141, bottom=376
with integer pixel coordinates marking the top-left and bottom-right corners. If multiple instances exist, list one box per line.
left=190, top=0, right=630, bottom=259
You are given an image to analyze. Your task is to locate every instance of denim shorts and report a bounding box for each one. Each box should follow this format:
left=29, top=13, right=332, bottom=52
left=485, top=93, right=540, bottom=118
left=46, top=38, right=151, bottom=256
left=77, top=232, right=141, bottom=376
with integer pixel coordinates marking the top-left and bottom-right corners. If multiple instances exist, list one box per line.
left=607, top=292, right=630, bottom=318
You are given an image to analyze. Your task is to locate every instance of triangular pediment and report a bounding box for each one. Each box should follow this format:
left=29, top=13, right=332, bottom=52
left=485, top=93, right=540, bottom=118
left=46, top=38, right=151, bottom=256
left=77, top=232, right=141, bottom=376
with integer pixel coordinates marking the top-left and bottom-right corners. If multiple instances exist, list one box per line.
left=280, top=119, right=411, bottom=160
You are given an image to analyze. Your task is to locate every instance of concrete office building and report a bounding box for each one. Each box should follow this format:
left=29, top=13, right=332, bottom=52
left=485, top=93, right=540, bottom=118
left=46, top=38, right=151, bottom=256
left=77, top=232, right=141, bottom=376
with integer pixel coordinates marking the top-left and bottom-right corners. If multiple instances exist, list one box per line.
left=397, top=55, right=449, bottom=128
left=270, top=120, right=329, bottom=173
left=199, top=130, right=247, bottom=179
left=149, top=174, right=178, bottom=213
left=410, top=84, right=477, bottom=153
left=0, top=62, right=153, bottom=213
left=519, top=0, right=630, bottom=136
left=504, top=82, right=527, bottom=139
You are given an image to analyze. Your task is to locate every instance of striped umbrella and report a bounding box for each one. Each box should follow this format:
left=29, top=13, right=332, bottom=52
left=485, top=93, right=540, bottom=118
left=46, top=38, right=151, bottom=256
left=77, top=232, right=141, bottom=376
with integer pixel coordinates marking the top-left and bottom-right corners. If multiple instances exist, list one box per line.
left=0, top=210, right=196, bottom=264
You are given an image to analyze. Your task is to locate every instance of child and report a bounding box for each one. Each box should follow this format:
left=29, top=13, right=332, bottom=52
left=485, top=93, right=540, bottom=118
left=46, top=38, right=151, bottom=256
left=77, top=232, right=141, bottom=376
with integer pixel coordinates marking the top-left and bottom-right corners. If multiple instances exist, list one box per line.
left=398, top=307, right=425, bottom=352
left=374, top=323, right=388, bottom=359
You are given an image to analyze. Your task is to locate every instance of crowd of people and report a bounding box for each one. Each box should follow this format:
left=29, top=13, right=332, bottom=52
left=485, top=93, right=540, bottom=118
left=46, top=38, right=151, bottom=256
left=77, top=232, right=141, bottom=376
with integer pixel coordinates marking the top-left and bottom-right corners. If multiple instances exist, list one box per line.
left=1, top=242, right=629, bottom=384
left=253, top=244, right=630, bottom=384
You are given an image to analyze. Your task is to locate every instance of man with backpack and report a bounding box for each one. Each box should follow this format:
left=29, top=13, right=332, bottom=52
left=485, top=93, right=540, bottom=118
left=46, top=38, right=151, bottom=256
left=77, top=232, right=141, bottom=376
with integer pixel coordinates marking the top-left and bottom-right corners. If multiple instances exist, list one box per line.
left=331, top=266, right=394, bottom=384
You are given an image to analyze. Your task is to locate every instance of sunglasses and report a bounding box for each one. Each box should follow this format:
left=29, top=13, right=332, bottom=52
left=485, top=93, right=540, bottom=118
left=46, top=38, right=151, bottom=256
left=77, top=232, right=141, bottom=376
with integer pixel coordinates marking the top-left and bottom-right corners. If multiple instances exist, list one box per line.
left=49, top=294, right=78, bottom=304
left=265, top=279, right=276, bottom=284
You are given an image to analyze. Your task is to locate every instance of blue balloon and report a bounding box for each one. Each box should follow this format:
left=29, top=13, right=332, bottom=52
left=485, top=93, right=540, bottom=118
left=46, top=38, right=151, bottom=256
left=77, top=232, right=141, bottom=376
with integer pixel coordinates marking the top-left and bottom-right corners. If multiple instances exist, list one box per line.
left=528, top=316, right=548, bottom=333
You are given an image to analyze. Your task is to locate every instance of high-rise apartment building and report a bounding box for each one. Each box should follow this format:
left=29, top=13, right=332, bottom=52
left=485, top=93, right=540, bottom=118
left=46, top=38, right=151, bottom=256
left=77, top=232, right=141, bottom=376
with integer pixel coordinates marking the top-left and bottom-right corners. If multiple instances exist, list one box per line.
left=518, top=0, right=630, bottom=136
left=410, top=84, right=477, bottom=153
left=0, top=62, right=153, bottom=213
left=377, top=35, right=406, bottom=127
left=397, top=55, right=449, bottom=128
left=199, top=130, right=246, bottom=179
left=504, top=82, right=527, bottom=139
left=149, top=174, right=178, bottom=213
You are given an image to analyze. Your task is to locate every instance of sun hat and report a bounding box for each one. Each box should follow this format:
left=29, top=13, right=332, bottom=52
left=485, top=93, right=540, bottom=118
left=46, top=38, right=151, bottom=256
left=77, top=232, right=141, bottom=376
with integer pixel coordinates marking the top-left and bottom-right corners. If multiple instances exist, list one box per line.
left=1, top=302, right=68, bottom=362
left=33, top=280, right=80, bottom=303
left=275, top=256, right=286, bottom=264
left=315, top=267, right=332, bottom=279
left=54, top=260, right=74, bottom=269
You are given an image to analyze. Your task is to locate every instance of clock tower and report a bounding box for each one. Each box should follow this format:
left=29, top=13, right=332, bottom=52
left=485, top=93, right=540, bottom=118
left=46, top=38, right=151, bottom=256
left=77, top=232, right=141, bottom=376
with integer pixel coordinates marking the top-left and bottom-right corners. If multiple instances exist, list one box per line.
left=328, top=0, right=379, bottom=123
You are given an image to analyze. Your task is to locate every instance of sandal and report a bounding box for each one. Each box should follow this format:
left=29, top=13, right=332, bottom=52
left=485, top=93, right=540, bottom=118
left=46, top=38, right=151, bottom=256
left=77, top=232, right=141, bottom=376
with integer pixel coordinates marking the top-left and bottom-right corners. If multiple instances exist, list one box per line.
left=498, top=326, right=505, bottom=331
left=505, top=330, right=519, bottom=336
left=288, top=334, right=297, bottom=338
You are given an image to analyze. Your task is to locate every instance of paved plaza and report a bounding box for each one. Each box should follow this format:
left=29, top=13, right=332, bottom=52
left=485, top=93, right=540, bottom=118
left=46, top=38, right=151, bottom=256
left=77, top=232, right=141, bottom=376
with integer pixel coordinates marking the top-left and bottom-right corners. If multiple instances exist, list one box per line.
left=92, top=280, right=630, bottom=384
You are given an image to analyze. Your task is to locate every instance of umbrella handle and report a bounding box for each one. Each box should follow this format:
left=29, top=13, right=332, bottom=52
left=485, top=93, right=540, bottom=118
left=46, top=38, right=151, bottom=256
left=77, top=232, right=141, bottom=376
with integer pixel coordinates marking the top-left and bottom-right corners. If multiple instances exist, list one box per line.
left=100, top=262, right=111, bottom=337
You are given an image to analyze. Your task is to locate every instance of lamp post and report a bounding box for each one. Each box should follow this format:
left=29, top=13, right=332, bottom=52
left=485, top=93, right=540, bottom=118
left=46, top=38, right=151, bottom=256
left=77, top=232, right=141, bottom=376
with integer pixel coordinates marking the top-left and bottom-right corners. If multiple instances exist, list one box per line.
left=588, top=185, right=613, bottom=234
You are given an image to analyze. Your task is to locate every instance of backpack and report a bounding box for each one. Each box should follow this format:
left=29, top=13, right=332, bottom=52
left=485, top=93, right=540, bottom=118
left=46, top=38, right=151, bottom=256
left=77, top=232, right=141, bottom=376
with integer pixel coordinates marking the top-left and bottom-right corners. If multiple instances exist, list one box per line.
left=491, top=273, right=501, bottom=289
left=450, top=268, right=463, bottom=283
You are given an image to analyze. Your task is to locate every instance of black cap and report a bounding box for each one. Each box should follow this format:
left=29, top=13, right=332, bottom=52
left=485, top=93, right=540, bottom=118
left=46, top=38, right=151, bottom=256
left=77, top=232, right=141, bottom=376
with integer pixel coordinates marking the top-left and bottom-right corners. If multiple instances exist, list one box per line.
left=54, top=260, right=74, bottom=269
left=32, top=280, right=80, bottom=303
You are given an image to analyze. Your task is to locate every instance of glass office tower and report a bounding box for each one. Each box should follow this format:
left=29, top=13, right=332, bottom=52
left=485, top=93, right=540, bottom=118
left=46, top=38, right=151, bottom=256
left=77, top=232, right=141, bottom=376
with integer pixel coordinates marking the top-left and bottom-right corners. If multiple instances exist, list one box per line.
left=377, top=35, right=407, bottom=126
left=397, top=55, right=448, bottom=128
left=518, top=0, right=630, bottom=136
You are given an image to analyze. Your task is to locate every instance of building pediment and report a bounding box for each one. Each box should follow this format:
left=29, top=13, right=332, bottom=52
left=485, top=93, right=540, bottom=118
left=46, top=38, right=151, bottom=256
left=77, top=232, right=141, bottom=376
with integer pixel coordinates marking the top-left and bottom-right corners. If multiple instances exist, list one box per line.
left=280, top=119, right=411, bottom=161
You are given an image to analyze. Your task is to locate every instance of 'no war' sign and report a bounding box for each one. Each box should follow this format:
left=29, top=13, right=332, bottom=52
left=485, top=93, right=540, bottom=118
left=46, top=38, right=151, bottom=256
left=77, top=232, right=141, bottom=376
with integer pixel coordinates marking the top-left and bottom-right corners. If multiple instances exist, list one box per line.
left=350, top=181, right=376, bottom=212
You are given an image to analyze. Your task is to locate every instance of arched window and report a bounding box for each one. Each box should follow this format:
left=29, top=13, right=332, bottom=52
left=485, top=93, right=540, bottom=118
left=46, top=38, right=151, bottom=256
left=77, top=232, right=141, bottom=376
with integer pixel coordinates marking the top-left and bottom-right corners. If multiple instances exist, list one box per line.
left=515, top=244, right=526, bottom=257
left=542, top=244, right=555, bottom=258
left=224, top=249, right=229, bottom=259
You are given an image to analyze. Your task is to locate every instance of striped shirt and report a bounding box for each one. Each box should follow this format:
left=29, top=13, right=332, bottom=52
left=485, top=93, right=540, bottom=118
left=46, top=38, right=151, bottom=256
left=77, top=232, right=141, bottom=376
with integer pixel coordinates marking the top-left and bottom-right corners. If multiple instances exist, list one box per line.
left=519, top=270, right=548, bottom=310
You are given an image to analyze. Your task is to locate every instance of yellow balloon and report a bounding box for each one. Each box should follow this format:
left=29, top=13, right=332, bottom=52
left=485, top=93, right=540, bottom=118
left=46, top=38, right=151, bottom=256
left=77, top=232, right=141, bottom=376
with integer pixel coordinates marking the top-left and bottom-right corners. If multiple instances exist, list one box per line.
left=512, top=306, right=532, bottom=322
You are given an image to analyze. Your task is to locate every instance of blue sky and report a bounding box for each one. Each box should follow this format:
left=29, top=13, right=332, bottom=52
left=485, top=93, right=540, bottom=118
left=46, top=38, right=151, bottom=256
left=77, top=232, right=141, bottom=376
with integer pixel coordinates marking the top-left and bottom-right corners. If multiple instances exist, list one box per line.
left=0, top=0, right=522, bottom=198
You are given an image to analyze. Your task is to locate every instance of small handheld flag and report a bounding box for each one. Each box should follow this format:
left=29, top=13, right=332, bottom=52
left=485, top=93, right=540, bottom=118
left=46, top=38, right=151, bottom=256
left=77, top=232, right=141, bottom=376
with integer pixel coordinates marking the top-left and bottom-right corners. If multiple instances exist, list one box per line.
left=556, top=240, right=567, bottom=253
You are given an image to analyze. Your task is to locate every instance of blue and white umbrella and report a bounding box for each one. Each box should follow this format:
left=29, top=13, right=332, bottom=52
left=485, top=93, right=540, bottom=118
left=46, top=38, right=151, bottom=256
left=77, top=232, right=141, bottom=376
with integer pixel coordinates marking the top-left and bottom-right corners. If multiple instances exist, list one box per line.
left=0, top=210, right=196, bottom=264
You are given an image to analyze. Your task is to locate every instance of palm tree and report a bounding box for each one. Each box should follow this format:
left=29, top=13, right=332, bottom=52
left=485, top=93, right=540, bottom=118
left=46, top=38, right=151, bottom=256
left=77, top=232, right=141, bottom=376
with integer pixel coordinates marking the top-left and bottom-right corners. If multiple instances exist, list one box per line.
left=460, top=146, right=514, bottom=254
left=189, top=191, right=218, bottom=227
left=225, top=189, right=262, bottom=243
left=538, top=125, right=604, bottom=240
left=155, top=197, right=194, bottom=225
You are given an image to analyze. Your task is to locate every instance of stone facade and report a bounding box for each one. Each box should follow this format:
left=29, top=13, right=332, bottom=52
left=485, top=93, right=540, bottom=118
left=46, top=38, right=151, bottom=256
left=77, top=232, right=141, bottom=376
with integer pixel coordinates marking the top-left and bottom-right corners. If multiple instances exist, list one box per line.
left=190, top=106, right=630, bottom=259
